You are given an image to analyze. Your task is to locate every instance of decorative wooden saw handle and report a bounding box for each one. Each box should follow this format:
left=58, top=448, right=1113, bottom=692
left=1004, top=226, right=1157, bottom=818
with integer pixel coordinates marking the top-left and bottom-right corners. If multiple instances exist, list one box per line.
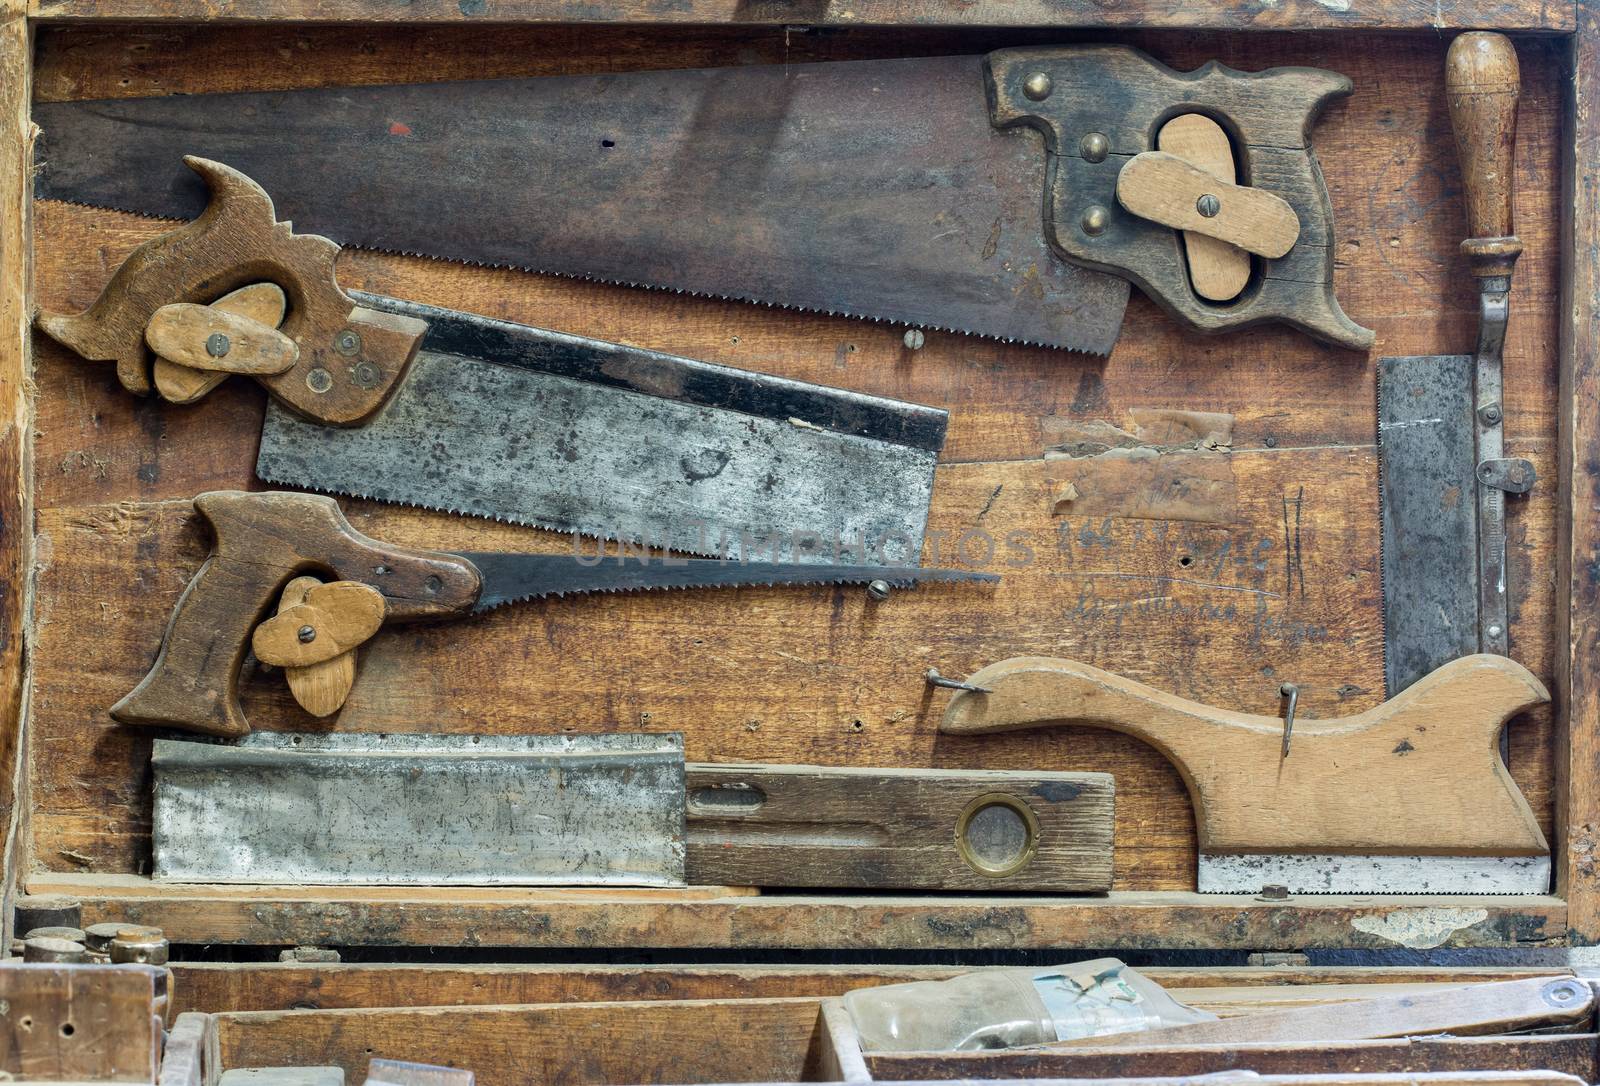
left=36, top=157, right=427, bottom=425
left=940, top=654, right=1549, bottom=856
left=112, top=491, right=481, bottom=738
left=986, top=45, right=1374, bottom=350
left=1447, top=32, right=1522, bottom=279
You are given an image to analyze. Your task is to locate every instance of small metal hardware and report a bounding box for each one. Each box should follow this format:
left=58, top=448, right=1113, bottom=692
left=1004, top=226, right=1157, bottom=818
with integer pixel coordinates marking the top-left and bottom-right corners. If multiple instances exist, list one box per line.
left=1247, top=951, right=1311, bottom=967
left=925, top=668, right=993, bottom=694
left=305, top=367, right=333, bottom=394
left=206, top=332, right=231, bottom=357
left=902, top=329, right=925, bottom=350
left=866, top=579, right=892, bottom=601
left=1196, top=193, right=1221, bottom=218
left=1478, top=403, right=1503, bottom=426
left=280, top=945, right=343, bottom=963
left=1542, top=978, right=1586, bottom=1008
left=1279, top=682, right=1299, bottom=758
left=1079, top=132, right=1109, bottom=163
left=353, top=361, right=382, bottom=389
left=955, top=793, right=1041, bottom=878
left=333, top=329, right=363, bottom=356
left=297, top=625, right=317, bottom=644
left=23, top=936, right=87, bottom=963
left=1022, top=72, right=1053, bottom=101
left=110, top=926, right=170, bottom=965
left=1081, top=205, right=1110, bottom=236
left=1258, top=884, right=1290, bottom=900
left=13, top=896, right=82, bottom=935
left=1477, top=456, right=1537, bottom=494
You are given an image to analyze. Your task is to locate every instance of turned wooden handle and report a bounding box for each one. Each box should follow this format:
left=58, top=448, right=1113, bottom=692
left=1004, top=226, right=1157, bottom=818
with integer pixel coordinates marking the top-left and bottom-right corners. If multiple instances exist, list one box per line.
left=1446, top=32, right=1522, bottom=276
left=111, top=491, right=481, bottom=737
left=36, top=157, right=428, bottom=425
left=941, top=654, right=1549, bottom=856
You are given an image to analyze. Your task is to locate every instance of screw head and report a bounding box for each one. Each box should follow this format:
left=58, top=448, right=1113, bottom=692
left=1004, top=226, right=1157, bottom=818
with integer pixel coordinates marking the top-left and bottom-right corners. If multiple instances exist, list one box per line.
left=334, top=329, right=362, bottom=356
left=1196, top=193, right=1222, bottom=218
left=353, top=361, right=382, bottom=389
left=1487, top=623, right=1504, bottom=638
left=1479, top=404, right=1503, bottom=425
left=1081, top=205, right=1110, bottom=237
left=305, top=367, right=333, bottom=394
left=297, top=625, right=317, bottom=644
left=902, top=329, right=925, bottom=351
left=1542, top=979, right=1584, bottom=1007
left=1079, top=132, right=1109, bottom=163
left=1022, top=72, right=1053, bottom=101
left=866, top=579, right=892, bottom=601
left=205, top=332, right=231, bottom=357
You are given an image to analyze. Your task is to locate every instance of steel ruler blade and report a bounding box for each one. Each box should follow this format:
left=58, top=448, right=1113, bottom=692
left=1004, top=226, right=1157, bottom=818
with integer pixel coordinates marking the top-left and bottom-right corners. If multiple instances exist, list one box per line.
left=1378, top=354, right=1480, bottom=696
left=152, top=733, right=686, bottom=886
left=258, top=293, right=945, bottom=564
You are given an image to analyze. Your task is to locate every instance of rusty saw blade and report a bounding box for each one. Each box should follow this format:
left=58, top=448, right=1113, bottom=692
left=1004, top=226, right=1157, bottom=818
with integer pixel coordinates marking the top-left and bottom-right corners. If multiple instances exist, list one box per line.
left=32, top=55, right=1130, bottom=353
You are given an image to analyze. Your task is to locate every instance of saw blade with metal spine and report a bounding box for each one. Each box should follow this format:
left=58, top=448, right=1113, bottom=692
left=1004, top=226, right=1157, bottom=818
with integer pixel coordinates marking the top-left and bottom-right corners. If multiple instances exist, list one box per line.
left=32, top=55, right=1130, bottom=353
left=255, top=292, right=947, bottom=564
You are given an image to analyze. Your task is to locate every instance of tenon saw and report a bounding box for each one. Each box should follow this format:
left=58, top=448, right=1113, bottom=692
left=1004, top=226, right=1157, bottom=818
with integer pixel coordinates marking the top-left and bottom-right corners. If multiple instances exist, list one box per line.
left=37, top=159, right=948, bottom=564
left=117, top=490, right=996, bottom=738
left=1379, top=33, right=1535, bottom=696
left=33, top=47, right=1373, bottom=352
left=934, top=654, right=1549, bottom=894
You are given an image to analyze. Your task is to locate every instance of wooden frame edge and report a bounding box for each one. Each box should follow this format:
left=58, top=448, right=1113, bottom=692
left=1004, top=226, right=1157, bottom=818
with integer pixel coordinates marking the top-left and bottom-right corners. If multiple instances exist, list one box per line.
left=17, top=0, right=1580, bottom=31
left=1558, top=0, right=1600, bottom=946
left=0, top=0, right=32, bottom=949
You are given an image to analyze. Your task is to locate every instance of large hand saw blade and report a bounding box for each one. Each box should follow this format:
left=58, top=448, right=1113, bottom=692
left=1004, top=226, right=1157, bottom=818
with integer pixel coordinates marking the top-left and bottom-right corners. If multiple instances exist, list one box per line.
left=32, top=56, right=1129, bottom=353
left=260, top=293, right=946, bottom=564
left=1378, top=354, right=1481, bottom=696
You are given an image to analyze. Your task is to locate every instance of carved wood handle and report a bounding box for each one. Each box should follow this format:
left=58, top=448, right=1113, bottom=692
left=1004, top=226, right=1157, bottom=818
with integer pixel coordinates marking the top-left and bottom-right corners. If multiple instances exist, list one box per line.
left=940, top=654, right=1548, bottom=856
left=1446, top=32, right=1522, bottom=277
left=111, top=491, right=481, bottom=737
left=36, top=157, right=428, bottom=425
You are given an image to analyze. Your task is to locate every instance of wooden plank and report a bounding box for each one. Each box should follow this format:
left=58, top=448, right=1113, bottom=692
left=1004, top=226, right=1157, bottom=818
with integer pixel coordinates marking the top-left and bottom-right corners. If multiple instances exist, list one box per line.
left=166, top=963, right=1563, bottom=1016
left=156, top=1012, right=206, bottom=1086
left=0, top=0, right=31, bottom=946
left=21, top=0, right=1576, bottom=31
left=211, top=997, right=827, bottom=1086
left=30, top=874, right=1567, bottom=950
left=866, top=1035, right=1600, bottom=1083
left=0, top=963, right=161, bottom=1081
left=1558, top=1, right=1600, bottom=945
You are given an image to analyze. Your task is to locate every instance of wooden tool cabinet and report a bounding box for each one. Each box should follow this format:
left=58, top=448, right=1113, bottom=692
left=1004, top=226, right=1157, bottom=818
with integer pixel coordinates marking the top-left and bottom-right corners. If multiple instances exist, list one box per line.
left=5, top=0, right=1600, bottom=1080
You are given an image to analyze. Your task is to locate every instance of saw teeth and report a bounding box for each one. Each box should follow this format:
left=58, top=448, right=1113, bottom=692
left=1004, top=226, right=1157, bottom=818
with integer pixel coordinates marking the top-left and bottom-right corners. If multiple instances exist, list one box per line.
left=38, top=196, right=1112, bottom=356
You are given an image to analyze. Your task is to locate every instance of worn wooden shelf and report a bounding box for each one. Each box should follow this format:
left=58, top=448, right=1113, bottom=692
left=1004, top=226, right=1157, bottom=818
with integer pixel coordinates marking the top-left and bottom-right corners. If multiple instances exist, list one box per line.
left=18, top=0, right=1577, bottom=31
left=4, top=3, right=1600, bottom=960
left=29, top=875, right=1569, bottom=951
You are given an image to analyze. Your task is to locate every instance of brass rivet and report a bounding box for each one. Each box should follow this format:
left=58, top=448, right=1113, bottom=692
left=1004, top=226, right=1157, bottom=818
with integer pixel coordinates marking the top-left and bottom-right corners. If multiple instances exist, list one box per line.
left=205, top=332, right=231, bottom=357
left=1081, top=205, right=1110, bottom=236
left=297, top=625, right=317, bottom=644
left=1079, top=132, right=1109, bottom=163
left=334, top=329, right=362, bottom=356
left=1022, top=72, right=1053, bottom=101
left=866, top=579, right=892, bottom=601
left=1196, top=193, right=1221, bottom=218
left=353, top=361, right=382, bottom=389
left=305, top=367, right=333, bottom=394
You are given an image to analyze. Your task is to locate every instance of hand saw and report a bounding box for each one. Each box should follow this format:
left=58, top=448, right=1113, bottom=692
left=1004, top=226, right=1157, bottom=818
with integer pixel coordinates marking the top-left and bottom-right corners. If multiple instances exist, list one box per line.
left=1379, top=33, right=1535, bottom=696
left=36, top=158, right=948, bottom=563
left=117, top=490, right=996, bottom=738
left=32, top=47, right=1374, bottom=353
left=933, top=653, right=1549, bottom=894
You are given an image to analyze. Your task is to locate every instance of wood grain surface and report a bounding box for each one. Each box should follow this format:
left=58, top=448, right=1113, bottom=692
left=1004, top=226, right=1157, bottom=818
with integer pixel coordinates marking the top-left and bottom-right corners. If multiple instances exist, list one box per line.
left=165, top=961, right=1564, bottom=1016
left=23, top=0, right=1575, bottom=31
left=21, top=27, right=1566, bottom=928
left=0, top=0, right=33, bottom=944
left=1559, top=5, right=1600, bottom=943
